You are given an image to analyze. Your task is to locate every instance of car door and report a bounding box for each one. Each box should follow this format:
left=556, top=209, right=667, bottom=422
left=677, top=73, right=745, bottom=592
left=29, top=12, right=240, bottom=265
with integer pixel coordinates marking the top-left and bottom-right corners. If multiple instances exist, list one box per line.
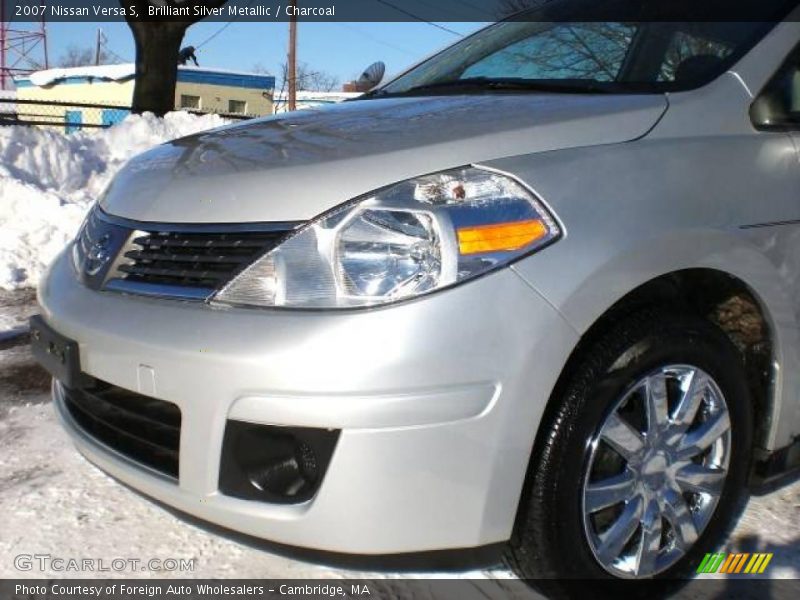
left=788, top=55, right=800, bottom=313
left=748, top=43, right=800, bottom=312
left=775, top=50, right=800, bottom=309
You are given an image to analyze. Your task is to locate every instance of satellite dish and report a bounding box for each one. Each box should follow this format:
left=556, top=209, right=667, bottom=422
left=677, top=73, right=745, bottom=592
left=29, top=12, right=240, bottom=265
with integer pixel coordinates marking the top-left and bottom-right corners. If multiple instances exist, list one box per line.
left=357, top=61, right=386, bottom=90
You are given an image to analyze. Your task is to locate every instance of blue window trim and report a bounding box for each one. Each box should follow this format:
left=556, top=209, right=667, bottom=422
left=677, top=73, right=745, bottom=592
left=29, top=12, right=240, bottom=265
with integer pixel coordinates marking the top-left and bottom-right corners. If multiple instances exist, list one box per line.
left=64, top=110, right=82, bottom=134
left=101, top=108, right=131, bottom=127
left=177, top=70, right=275, bottom=90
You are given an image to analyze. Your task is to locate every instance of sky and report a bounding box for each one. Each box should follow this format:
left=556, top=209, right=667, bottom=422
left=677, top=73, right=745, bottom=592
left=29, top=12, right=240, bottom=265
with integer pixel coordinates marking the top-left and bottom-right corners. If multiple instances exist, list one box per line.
left=44, top=21, right=485, bottom=86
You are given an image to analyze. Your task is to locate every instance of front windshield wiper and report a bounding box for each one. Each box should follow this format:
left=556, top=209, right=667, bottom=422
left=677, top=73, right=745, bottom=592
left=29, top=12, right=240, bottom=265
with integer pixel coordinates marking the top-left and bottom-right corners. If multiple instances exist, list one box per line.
left=367, top=77, right=619, bottom=98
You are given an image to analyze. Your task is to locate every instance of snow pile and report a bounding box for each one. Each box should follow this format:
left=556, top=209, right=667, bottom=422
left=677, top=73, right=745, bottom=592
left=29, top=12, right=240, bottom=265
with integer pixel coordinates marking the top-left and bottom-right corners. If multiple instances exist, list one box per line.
left=0, top=111, right=229, bottom=290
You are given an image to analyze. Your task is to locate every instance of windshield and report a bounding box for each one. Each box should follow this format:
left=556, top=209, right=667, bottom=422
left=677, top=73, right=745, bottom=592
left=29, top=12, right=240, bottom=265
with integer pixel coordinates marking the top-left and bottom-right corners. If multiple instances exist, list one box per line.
left=375, top=17, right=785, bottom=97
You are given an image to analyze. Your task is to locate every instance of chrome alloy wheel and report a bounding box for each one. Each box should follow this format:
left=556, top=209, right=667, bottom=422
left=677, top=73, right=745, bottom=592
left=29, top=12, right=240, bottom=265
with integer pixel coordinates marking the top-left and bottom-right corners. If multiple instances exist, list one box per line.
left=582, top=365, right=732, bottom=578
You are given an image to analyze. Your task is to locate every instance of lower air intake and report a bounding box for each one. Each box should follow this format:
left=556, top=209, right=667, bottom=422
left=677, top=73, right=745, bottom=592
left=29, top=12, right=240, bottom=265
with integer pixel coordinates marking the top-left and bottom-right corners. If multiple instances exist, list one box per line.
left=61, top=379, right=181, bottom=478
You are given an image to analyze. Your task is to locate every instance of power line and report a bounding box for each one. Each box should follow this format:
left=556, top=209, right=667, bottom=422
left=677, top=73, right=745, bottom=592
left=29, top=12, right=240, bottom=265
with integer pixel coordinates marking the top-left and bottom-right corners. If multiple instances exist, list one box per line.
left=371, top=0, right=464, bottom=37
left=104, top=46, right=129, bottom=63
left=195, top=0, right=256, bottom=50
left=335, top=23, right=417, bottom=57
left=196, top=20, right=237, bottom=50
left=97, top=30, right=131, bottom=63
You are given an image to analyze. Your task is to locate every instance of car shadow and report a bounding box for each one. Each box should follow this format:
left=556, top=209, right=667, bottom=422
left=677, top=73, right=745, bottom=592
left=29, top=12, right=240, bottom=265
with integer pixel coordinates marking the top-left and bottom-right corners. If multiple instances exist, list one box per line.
left=109, top=473, right=506, bottom=575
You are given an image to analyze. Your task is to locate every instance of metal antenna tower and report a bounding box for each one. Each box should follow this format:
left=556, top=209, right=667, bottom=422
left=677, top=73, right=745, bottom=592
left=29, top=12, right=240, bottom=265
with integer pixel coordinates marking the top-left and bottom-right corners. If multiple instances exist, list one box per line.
left=1, top=1, right=49, bottom=89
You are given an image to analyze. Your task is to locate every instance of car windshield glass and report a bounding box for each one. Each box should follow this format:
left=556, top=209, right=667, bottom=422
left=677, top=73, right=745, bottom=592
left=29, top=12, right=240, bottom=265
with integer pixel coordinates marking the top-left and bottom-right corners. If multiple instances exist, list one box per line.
left=374, top=1, right=793, bottom=97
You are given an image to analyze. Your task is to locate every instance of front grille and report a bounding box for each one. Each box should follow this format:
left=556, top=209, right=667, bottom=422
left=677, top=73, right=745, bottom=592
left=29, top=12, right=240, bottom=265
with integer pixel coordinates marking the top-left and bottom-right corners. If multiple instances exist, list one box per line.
left=73, top=207, right=299, bottom=300
left=115, top=230, right=288, bottom=291
left=61, top=380, right=181, bottom=478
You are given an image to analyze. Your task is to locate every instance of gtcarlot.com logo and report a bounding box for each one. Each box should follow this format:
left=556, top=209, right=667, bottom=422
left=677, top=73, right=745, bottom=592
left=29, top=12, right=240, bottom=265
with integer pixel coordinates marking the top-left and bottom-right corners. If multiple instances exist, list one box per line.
left=14, top=554, right=195, bottom=573
left=697, top=552, right=773, bottom=575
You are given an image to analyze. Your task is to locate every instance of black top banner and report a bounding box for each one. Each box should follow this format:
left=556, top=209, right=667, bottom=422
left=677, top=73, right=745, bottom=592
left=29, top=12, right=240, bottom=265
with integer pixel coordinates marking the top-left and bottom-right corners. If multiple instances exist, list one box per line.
left=3, top=0, right=800, bottom=23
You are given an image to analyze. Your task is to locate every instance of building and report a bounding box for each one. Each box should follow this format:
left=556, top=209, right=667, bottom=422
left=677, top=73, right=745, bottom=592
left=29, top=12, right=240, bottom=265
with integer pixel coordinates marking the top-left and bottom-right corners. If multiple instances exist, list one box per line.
left=13, top=64, right=275, bottom=131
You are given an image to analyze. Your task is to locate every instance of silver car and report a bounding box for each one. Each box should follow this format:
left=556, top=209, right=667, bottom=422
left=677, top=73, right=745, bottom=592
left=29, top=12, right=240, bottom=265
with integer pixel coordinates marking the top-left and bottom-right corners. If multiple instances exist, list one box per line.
left=32, top=2, right=800, bottom=584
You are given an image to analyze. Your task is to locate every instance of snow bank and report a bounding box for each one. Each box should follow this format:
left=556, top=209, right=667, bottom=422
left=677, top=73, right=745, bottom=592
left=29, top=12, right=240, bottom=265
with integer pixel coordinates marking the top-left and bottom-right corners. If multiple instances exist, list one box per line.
left=0, top=111, right=229, bottom=290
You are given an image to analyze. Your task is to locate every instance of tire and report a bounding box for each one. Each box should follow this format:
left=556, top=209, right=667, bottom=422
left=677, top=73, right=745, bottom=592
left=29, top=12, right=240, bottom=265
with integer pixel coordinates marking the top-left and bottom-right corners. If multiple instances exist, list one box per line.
left=505, top=310, right=753, bottom=589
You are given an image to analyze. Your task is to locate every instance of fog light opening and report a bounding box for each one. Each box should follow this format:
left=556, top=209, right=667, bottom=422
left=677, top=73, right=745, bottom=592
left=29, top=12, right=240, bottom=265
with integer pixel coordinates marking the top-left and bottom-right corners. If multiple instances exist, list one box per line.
left=220, top=421, right=340, bottom=504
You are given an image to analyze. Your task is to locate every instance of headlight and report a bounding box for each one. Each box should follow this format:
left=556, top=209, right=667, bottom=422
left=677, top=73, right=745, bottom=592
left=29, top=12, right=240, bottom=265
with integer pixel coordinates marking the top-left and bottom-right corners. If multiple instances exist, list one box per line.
left=213, top=166, right=561, bottom=309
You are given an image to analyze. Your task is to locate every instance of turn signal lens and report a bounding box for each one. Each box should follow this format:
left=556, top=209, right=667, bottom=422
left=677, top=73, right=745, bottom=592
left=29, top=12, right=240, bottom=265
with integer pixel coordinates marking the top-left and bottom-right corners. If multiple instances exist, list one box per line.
left=457, top=219, right=548, bottom=255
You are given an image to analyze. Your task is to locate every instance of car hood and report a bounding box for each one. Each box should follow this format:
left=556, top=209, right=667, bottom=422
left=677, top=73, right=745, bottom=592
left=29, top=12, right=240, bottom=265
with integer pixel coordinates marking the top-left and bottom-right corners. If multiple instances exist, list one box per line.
left=101, top=93, right=667, bottom=223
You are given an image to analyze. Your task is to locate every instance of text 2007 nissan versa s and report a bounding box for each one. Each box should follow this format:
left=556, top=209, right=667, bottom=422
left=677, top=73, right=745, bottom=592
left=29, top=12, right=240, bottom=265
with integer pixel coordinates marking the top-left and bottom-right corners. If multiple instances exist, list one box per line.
left=31, top=0, right=800, bottom=583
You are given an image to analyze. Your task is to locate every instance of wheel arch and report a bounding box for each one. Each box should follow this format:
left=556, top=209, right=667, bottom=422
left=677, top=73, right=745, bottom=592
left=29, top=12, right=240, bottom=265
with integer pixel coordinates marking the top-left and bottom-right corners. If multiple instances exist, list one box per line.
left=540, top=268, right=780, bottom=463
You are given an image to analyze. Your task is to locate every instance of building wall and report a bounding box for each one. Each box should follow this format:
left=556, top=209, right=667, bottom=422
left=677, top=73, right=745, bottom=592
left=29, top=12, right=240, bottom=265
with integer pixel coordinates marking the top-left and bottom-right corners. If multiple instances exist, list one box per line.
left=14, top=67, right=274, bottom=133
left=16, top=79, right=134, bottom=129
left=174, top=81, right=272, bottom=116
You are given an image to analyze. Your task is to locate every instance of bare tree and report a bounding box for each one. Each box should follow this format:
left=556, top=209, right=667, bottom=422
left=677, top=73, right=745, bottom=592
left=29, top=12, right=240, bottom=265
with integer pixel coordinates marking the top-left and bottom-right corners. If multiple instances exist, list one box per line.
left=658, top=29, right=728, bottom=80
left=251, top=62, right=271, bottom=75
left=280, top=61, right=340, bottom=92
left=479, top=8, right=729, bottom=84
left=58, top=45, right=110, bottom=68
left=522, top=23, right=633, bottom=80
left=466, top=21, right=632, bottom=83
left=268, top=61, right=340, bottom=110
left=122, top=1, right=229, bottom=115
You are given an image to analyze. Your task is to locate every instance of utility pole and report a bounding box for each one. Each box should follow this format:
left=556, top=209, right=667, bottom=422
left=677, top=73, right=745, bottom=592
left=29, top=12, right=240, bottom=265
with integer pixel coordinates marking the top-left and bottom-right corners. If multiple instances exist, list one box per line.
left=287, top=0, right=298, bottom=111
left=95, top=28, right=102, bottom=66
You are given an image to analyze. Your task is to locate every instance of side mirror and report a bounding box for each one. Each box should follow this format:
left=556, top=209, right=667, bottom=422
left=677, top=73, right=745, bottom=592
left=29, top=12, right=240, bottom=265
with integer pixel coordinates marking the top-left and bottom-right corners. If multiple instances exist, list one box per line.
left=356, top=62, right=386, bottom=91
left=750, top=92, right=786, bottom=130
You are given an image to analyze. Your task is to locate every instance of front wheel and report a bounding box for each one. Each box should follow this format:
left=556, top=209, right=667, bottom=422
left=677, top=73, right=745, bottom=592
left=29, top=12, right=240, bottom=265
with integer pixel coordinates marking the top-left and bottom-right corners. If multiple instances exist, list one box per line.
left=506, top=311, right=752, bottom=583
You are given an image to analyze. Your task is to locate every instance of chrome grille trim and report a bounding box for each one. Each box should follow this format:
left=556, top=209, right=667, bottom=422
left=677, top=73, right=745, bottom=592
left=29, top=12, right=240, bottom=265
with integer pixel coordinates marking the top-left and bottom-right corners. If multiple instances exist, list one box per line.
left=104, top=280, right=214, bottom=301
left=74, top=207, right=302, bottom=301
left=96, top=209, right=300, bottom=234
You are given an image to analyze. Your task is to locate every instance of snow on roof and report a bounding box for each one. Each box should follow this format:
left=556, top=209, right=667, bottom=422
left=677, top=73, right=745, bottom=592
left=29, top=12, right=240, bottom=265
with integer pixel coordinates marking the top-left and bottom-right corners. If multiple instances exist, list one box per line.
left=20, top=64, right=274, bottom=88
left=28, top=64, right=136, bottom=87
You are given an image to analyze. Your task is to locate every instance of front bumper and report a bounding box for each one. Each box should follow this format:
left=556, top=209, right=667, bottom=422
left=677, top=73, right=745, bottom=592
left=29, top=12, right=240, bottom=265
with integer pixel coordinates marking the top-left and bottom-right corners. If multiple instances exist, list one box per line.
left=39, top=248, right=578, bottom=554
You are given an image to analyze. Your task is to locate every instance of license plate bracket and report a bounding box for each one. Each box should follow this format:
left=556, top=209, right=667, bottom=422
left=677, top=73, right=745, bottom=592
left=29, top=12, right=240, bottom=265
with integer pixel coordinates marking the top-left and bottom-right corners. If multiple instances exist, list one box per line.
left=29, top=315, right=83, bottom=389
